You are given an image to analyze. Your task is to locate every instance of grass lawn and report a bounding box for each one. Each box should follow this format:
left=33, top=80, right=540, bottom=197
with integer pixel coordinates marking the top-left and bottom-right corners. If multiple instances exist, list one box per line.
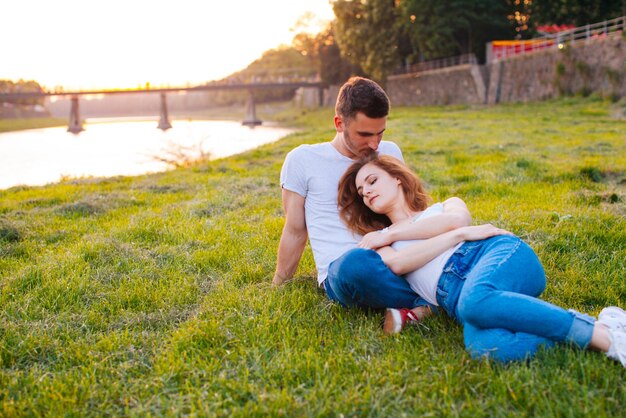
left=0, top=97, right=624, bottom=416
left=0, top=118, right=67, bottom=133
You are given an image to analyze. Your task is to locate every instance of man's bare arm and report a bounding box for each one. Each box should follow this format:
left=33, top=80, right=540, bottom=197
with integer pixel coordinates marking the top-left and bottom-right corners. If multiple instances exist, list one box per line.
left=358, top=197, right=472, bottom=249
left=272, top=189, right=308, bottom=285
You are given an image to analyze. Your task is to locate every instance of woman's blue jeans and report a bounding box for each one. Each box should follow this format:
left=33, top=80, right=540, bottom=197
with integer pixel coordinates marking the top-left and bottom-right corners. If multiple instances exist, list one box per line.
left=325, top=235, right=595, bottom=363
left=438, top=235, right=595, bottom=362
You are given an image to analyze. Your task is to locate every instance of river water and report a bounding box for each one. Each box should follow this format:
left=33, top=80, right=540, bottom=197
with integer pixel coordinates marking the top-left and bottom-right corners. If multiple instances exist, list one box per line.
left=0, top=118, right=294, bottom=190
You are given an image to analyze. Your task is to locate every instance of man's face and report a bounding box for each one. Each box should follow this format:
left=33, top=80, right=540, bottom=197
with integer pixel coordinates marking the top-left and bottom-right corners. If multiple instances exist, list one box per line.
left=336, top=112, right=387, bottom=159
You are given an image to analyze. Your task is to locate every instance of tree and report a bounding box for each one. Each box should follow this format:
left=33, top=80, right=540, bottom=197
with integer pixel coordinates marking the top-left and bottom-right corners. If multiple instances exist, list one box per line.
left=332, top=0, right=402, bottom=84
left=398, top=0, right=515, bottom=63
left=530, top=0, right=624, bottom=27
left=507, top=0, right=533, bottom=37
left=292, top=22, right=363, bottom=86
left=0, top=79, right=45, bottom=106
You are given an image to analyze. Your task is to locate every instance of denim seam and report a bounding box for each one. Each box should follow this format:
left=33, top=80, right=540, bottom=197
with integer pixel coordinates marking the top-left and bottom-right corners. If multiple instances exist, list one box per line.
left=492, top=238, right=522, bottom=272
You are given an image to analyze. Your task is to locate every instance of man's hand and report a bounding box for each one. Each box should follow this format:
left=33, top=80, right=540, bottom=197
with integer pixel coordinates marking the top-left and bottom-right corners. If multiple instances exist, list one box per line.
left=272, top=273, right=290, bottom=286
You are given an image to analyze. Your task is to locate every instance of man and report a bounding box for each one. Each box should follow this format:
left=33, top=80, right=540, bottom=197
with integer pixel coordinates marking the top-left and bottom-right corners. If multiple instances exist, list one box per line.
left=273, top=77, right=469, bottom=324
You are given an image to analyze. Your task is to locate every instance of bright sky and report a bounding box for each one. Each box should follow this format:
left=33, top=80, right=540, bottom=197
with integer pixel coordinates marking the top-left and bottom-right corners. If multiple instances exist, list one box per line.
left=2, top=0, right=334, bottom=90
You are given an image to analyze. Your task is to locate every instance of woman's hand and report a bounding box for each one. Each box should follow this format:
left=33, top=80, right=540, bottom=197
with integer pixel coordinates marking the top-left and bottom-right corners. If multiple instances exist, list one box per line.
left=358, top=229, right=392, bottom=249
left=459, top=224, right=514, bottom=241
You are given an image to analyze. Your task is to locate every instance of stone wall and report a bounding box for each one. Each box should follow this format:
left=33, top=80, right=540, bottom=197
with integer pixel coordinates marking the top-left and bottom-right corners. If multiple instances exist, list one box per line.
left=385, top=34, right=625, bottom=106
left=294, top=85, right=340, bottom=108
left=488, top=35, right=625, bottom=104
left=387, top=64, right=486, bottom=106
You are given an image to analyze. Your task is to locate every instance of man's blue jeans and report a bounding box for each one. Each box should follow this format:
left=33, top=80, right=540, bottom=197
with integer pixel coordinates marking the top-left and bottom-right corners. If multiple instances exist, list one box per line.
left=438, top=235, right=596, bottom=362
left=324, top=248, right=433, bottom=310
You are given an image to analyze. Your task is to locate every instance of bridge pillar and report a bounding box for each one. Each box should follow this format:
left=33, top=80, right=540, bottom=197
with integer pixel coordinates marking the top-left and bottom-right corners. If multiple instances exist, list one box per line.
left=67, top=96, right=84, bottom=134
left=242, top=91, right=262, bottom=127
left=157, top=93, right=172, bottom=130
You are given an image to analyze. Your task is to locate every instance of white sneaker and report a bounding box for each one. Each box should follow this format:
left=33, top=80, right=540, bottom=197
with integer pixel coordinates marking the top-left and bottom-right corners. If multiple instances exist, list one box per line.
left=606, top=329, right=626, bottom=367
left=598, top=306, right=626, bottom=332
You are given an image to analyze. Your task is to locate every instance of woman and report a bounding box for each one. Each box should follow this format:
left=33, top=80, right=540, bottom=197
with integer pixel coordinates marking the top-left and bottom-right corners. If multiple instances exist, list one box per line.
left=337, top=153, right=626, bottom=365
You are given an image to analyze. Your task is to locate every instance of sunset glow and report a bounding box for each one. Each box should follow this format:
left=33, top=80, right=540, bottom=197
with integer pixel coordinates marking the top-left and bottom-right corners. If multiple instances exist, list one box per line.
left=2, top=0, right=334, bottom=90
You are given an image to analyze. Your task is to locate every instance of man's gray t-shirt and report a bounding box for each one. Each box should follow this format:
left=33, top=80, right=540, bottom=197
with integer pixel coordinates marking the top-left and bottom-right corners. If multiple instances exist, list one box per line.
left=280, top=141, right=403, bottom=284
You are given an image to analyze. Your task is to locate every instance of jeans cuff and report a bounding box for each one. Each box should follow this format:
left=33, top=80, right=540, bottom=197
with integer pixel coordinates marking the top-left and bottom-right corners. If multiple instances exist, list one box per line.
left=566, top=309, right=596, bottom=349
left=416, top=300, right=439, bottom=315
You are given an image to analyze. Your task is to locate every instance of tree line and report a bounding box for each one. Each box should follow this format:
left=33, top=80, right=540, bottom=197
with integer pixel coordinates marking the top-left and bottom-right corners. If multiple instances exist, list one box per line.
left=0, top=79, right=45, bottom=106
left=289, top=0, right=624, bottom=85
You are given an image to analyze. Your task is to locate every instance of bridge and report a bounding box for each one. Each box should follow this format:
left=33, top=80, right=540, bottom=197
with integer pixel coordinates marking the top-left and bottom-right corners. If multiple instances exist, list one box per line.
left=0, top=81, right=325, bottom=133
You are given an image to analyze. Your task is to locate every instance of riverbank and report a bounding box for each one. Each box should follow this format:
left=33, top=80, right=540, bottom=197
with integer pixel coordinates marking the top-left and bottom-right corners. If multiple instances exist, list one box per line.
left=0, top=98, right=624, bottom=416
left=0, top=117, right=66, bottom=133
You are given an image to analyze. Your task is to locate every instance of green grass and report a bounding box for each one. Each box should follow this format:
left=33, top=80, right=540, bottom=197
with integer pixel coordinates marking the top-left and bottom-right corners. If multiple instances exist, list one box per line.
left=0, top=118, right=67, bottom=133
left=0, top=98, right=625, bottom=416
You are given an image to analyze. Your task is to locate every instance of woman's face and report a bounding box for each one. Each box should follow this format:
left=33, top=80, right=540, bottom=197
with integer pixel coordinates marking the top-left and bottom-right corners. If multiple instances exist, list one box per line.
left=355, top=163, right=403, bottom=214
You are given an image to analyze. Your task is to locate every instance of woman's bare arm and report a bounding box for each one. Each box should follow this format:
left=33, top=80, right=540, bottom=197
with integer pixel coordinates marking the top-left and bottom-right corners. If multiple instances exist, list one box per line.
left=378, top=224, right=512, bottom=275
left=359, top=197, right=471, bottom=250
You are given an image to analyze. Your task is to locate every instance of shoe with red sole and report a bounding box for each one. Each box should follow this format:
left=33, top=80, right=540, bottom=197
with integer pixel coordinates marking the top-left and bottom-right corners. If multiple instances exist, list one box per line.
left=383, top=308, right=421, bottom=335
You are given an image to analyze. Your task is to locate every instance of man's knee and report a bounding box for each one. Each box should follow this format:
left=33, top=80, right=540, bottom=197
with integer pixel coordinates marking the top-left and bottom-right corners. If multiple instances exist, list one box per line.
left=328, top=248, right=382, bottom=287
left=326, top=248, right=421, bottom=310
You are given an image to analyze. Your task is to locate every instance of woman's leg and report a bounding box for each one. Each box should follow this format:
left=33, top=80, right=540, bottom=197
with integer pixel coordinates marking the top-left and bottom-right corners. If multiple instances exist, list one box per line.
left=456, top=236, right=595, bottom=361
left=464, top=315, right=622, bottom=363
left=463, top=323, right=556, bottom=362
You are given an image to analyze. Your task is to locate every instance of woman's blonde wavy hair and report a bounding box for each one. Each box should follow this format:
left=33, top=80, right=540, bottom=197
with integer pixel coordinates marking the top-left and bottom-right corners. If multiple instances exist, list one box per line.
left=338, top=154, right=431, bottom=235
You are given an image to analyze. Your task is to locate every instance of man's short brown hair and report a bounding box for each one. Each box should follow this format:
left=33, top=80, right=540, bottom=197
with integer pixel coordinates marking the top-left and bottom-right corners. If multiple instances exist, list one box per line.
left=335, top=77, right=390, bottom=120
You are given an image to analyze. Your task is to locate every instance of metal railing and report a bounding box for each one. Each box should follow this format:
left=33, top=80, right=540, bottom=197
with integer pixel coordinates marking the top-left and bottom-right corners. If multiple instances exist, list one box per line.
left=488, top=15, right=625, bottom=62
left=393, top=53, right=477, bottom=76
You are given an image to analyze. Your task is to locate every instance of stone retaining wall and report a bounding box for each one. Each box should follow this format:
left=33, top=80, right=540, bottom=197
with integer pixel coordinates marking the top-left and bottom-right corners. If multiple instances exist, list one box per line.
left=386, top=34, right=625, bottom=106
left=387, top=65, right=486, bottom=106
left=489, top=35, right=625, bottom=103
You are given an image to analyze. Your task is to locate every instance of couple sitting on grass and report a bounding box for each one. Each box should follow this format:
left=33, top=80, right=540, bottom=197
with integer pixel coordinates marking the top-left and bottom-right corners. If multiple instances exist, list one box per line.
left=272, top=76, right=626, bottom=367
